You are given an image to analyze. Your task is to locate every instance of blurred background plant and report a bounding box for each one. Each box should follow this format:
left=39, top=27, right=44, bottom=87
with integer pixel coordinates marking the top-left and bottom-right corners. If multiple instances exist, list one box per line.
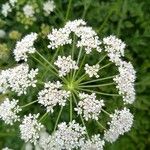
left=0, top=0, right=150, bottom=149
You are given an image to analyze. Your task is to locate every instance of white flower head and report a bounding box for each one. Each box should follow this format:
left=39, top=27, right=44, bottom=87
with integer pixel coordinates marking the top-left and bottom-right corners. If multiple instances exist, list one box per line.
left=0, top=98, right=21, bottom=125
left=47, top=28, right=72, bottom=49
left=38, top=81, right=70, bottom=112
left=103, top=35, right=126, bottom=65
left=23, top=4, right=35, bottom=18
left=13, top=32, right=37, bottom=61
left=19, top=113, right=43, bottom=144
left=113, top=61, right=136, bottom=104
left=43, top=0, right=55, bottom=15
left=81, top=134, right=105, bottom=150
left=84, top=64, right=100, bottom=78
left=9, top=0, right=17, bottom=7
left=0, top=63, right=38, bottom=96
left=75, top=93, right=104, bottom=120
left=54, top=55, right=78, bottom=77
left=104, top=107, right=134, bottom=143
left=47, top=19, right=102, bottom=53
left=1, top=3, right=12, bottom=17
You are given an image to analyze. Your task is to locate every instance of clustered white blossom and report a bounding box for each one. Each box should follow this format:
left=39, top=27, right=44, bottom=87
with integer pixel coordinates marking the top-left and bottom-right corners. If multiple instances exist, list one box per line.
left=23, top=4, right=35, bottom=18
left=48, top=19, right=102, bottom=53
left=19, top=113, right=43, bottom=144
left=113, top=61, right=136, bottom=104
left=104, top=108, right=134, bottom=143
left=43, top=0, right=55, bottom=15
left=103, top=35, right=126, bottom=65
left=13, top=32, right=37, bottom=61
left=39, top=120, right=86, bottom=149
left=81, top=134, right=105, bottom=150
left=0, top=98, right=21, bottom=125
left=54, top=55, right=78, bottom=76
left=0, top=63, right=38, bottom=96
left=38, top=81, right=70, bottom=112
left=1, top=0, right=17, bottom=17
left=75, top=93, right=104, bottom=120
left=84, top=64, right=100, bottom=78
left=0, top=19, right=136, bottom=149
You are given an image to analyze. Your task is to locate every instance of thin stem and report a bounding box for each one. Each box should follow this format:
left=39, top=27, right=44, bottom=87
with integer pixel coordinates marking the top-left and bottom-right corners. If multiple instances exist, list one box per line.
left=39, top=112, right=49, bottom=122
left=21, top=100, right=37, bottom=108
left=76, top=74, right=87, bottom=83
left=74, top=54, right=86, bottom=80
left=79, top=82, right=115, bottom=88
left=53, top=106, right=63, bottom=132
left=79, top=88, right=120, bottom=97
left=72, top=47, right=83, bottom=79
left=70, top=95, right=73, bottom=121
left=51, top=48, right=60, bottom=63
left=96, top=120, right=106, bottom=130
left=72, top=92, right=90, bottom=139
left=65, top=0, right=73, bottom=21
left=80, top=75, right=116, bottom=85
left=102, top=108, right=111, bottom=116
left=36, top=51, right=57, bottom=72
left=98, top=54, right=107, bottom=64
left=31, top=54, right=59, bottom=78
left=77, top=47, right=83, bottom=64
left=99, top=62, right=112, bottom=70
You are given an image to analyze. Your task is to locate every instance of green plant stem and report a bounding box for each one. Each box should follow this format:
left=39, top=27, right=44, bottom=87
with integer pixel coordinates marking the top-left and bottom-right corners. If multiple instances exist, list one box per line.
left=72, top=92, right=90, bottom=139
left=98, top=54, right=107, bottom=64
left=53, top=106, right=63, bottom=132
left=39, top=111, right=49, bottom=122
left=96, top=120, right=106, bottom=130
left=21, top=100, right=37, bottom=108
left=79, top=88, right=120, bottom=97
left=102, top=109, right=111, bottom=116
left=76, top=74, right=87, bottom=83
left=36, top=51, right=57, bottom=72
left=99, top=62, right=112, bottom=70
left=65, top=0, right=73, bottom=21
left=31, top=54, right=59, bottom=78
left=70, top=95, right=73, bottom=121
left=51, top=47, right=60, bottom=63
left=79, top=82, right=115, bottom=88
left=80, top=75, right=116, bottom=85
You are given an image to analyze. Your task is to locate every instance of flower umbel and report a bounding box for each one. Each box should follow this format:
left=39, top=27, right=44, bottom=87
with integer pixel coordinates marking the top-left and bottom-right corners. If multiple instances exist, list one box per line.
left=0, top=19, right=136, bottom=149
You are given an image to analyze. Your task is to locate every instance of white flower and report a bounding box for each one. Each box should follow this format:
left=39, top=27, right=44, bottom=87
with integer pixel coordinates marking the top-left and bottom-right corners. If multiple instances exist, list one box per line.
left=81, top=134, right=105, bottom=150
left=84, top=64, right=100, bottom=78
left=75, top=93, right=104, bottom=120
left=47, top=19, right=102, bottom=53
left=13, top=32, right=37, bottom=61
left=0, top=63, right=38, bottom=96
left=47, top=28, right=72, bottom=49
left=103, top=35, right=126, bottom=65
left=104, top=108, right=134, bottom=143
left=0, top=29, right=6, bottom=38
left=0, top=98, right=21, bottom=125
left=9, top=0, right=17, bottom=7
left=19, top=113, right=43, bottom=144
left=1, top=3, right=12, bottom=17
left=113, top=61, right=136, bottom=104
left=2, top=147, right=13, bottom=150
left=54, top=55, right=78, bottom=77
left=43, top=0, right=55, bottom=15
left=23, top=5, right=35, bottom=18
left=38, top=81, right=70, bottom=112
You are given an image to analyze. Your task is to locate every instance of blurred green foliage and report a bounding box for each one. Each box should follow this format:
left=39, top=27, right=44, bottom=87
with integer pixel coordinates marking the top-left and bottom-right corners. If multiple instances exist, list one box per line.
left=0, top=0, right=150, bottom=149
